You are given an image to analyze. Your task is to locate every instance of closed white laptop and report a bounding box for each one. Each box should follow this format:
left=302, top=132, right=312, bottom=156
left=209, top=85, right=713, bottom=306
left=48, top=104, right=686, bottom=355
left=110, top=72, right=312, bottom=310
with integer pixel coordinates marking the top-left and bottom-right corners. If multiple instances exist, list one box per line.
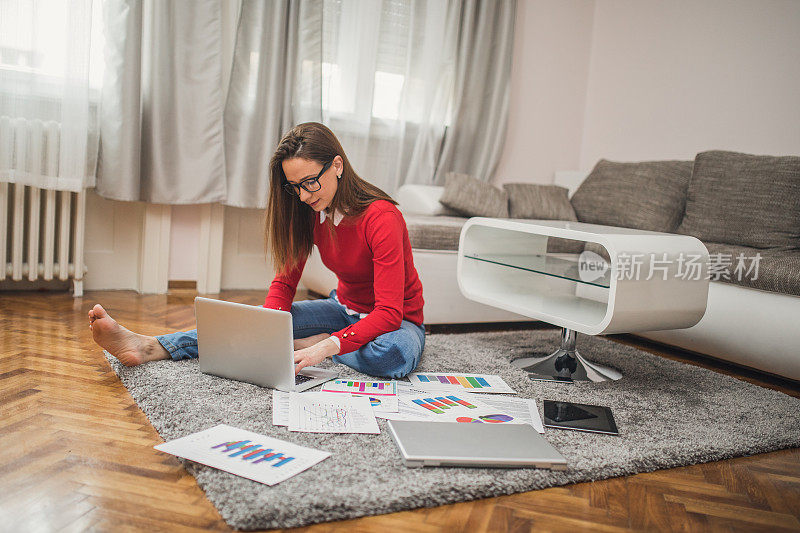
left=387, top=420, right=568, bottom=470
left=194, top=297, right=337, bottom=392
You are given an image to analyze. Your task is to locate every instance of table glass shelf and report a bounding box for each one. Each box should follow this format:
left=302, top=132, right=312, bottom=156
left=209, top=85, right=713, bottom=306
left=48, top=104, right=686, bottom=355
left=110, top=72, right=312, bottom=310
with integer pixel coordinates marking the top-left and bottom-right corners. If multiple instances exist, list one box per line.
left=463, top=253, right=611, bottom=289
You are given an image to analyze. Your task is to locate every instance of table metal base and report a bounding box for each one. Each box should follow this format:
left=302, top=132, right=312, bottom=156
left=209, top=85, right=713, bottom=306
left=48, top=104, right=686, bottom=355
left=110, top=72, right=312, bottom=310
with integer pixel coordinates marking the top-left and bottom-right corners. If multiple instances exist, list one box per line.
left=511, top=328, right=622, bottom=382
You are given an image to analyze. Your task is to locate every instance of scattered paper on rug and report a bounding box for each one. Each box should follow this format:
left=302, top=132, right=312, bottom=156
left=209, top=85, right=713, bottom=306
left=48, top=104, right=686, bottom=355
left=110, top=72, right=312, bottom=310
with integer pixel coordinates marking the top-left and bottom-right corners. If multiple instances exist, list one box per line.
left=105, top=331, right=800, bottom=530
left=155, top=424, right=330, bottom=485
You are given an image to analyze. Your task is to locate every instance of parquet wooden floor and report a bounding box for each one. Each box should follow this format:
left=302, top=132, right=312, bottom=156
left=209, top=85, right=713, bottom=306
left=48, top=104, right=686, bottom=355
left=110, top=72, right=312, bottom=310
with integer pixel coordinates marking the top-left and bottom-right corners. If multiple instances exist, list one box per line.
left=2, top=289, right=799, bottom=532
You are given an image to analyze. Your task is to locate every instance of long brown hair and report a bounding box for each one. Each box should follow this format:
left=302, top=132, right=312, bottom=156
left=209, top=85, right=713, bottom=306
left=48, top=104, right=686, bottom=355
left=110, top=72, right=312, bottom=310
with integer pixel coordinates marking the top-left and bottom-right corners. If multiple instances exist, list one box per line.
left=265, top=122, right=397, bottom=273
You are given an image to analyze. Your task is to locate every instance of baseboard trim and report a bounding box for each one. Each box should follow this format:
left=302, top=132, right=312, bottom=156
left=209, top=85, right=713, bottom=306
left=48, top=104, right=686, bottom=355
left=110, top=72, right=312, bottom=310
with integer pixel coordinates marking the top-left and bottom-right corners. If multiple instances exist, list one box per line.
left=168, top=280, right=197, bottom=290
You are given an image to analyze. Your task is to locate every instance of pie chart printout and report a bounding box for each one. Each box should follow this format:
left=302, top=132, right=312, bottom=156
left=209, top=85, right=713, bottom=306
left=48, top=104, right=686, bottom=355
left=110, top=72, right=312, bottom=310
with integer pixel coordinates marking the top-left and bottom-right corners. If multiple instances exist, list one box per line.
left=480, top=414, right=514, bottom=423
left=453, top=414, right=515, bottom=423
left=410, top=396, right=516, bottom=424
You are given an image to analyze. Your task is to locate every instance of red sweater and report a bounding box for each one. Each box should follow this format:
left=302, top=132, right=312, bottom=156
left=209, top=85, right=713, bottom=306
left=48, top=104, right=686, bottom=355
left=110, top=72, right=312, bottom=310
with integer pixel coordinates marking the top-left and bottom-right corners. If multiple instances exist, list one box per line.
left=263, top=200, right=424, bottom=354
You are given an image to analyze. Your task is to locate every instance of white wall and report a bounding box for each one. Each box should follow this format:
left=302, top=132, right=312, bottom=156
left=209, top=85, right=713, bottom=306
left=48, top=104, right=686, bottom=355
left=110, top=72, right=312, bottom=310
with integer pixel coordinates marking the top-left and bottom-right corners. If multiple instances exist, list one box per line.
left=168, top=205, right=200, bottom=280
left=221, top=207, right=274, bottom=290
left=579, top=0, right=800, bottom=168
left=84, top=190, right=143, bottom=291
left=495, top=0, right=800, bottom=184
left=493, top=0, right=595, bottom=186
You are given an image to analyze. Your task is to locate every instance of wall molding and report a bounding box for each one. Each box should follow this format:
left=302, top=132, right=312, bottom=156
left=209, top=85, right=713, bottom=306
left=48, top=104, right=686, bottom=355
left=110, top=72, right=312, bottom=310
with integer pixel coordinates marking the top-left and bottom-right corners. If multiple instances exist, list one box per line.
left=138, top=203, right=171, bottom=294
left=197, top=203, right=225, bottom=294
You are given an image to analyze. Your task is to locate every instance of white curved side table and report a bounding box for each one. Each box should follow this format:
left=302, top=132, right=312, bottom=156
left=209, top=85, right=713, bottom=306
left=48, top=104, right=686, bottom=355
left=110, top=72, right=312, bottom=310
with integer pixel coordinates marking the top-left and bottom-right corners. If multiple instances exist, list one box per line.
left=456, top=219, right=710, bottom=382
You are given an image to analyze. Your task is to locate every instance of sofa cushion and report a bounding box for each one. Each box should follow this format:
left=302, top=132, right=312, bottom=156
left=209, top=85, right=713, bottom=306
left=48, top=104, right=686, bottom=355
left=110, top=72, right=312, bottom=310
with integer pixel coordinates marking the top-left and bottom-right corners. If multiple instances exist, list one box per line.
left=404, top=214, right=583, bottom=254
left=677, top=151, right=800, bottom=250
left=404, top=215, right=469, bottom=251
left=546, top=236, right=586, bottom=255
left=439, top=172, right=509, bottom=218
left=704, top=242, right=800, bottom=297
left=503, top=183, right=577, bottom=221
left=571, top=159, right=693, bottom=232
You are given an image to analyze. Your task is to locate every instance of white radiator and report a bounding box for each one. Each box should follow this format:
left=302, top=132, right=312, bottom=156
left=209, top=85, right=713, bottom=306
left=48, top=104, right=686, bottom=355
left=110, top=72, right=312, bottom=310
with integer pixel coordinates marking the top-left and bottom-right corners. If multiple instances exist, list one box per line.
left=0, top=117, right=88, bottom=297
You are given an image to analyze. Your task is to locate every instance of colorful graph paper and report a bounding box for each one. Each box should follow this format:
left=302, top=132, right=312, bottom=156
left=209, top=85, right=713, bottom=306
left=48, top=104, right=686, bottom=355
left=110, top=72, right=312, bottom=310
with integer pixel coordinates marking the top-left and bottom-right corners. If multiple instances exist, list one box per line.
left=408, top=372, right=516, bottom=394
left=454, top=414, right=514, bottom=423
left=154, top=424, right=330, bottom=486
left=411, top=395, right=478, bottom=414
left=417, top=374, right=490, bottom=388
left=321, top=380, right=399, bottom=414
left=211, top=439, right=295, bottom=467
left=322, top=379, right=397, bottom=396
left=401, top=391, right=518, bottom=425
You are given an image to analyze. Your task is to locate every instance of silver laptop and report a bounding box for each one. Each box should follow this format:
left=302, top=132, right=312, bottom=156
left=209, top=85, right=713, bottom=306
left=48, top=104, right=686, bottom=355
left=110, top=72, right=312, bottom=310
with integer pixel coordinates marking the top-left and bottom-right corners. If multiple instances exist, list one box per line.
left=387, top=420, right=567, bottom=470
left=194, top=297, right=337, bottom=392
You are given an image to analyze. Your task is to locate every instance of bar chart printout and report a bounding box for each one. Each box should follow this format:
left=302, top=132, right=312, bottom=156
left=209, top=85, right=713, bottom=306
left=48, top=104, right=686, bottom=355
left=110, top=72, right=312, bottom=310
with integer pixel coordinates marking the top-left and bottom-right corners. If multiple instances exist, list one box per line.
left=154, top=424, right=330, bottom=485
left=321, top=379, right=399, bottom=413
left=322, top=379, right=398, bottom=396
left=407, top=372, right=516, bottom=394
left=406, top=394, right=519, bottom=424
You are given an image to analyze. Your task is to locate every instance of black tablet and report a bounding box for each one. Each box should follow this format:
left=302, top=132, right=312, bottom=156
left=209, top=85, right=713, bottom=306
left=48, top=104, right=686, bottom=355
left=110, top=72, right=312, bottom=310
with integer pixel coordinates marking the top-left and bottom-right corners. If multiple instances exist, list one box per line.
left=542, top=400, right=619, bottom=435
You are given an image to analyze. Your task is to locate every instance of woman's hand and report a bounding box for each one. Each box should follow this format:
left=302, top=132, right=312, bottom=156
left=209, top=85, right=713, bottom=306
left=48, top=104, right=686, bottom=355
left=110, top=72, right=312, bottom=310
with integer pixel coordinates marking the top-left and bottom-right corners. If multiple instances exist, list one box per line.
left=294, top=337, right=339, bottom=374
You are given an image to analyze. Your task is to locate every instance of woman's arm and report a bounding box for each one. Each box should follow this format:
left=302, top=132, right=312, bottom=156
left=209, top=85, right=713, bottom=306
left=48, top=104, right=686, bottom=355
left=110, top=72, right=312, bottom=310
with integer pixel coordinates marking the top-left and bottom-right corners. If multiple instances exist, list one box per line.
left=293, top=209, right=407, bottom=371
left=263, top=255, right=308, bottom=311
left=330, top=209, right=406, bottom=354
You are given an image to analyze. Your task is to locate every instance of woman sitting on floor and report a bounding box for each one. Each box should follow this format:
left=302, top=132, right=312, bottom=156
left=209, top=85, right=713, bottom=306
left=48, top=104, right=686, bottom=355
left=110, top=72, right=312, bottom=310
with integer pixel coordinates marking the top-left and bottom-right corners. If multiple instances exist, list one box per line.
left=89, top=122, right=426, bottom=379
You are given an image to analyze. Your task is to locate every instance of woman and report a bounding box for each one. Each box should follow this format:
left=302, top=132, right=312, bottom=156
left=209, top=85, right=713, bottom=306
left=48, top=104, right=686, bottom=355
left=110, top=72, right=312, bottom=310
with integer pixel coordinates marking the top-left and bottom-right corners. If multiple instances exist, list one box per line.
left=89, top=122, right=425, bottom=379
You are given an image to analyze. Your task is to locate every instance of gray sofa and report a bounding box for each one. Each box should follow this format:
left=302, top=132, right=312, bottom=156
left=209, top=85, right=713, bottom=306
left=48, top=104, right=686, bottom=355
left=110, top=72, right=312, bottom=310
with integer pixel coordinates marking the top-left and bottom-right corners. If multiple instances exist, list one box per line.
left=300, top=150, right=800, bottom=381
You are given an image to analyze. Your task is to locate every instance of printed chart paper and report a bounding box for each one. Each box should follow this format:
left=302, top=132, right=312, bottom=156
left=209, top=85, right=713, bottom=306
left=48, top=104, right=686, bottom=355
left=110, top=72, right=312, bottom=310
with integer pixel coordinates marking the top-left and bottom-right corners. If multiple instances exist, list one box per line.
left=154, top=424, right=330, bottom=486
left=388, top=383, right=521, bottom=425
left=288, top=392, right=380, bottom=434
left=402, top=392, right=522, bottom=424
left=479, top=395, right=545, bottom=433
left=408, top=372, right=516, bottom=394
left=272, top=391, right=290, bottom=426
left=376, top=382, right=435, bottom=421
left=378, top=382, right=437, bottom=421
left=386, top=383, right=543, bottom=430
left=321, top=379, right=399, bottom=413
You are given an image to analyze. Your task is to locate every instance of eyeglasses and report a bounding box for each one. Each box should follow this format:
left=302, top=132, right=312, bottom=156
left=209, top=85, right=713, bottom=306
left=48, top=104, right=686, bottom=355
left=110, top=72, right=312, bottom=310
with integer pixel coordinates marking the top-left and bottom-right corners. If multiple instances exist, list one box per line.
left=283, top=160, right=332, bottom=196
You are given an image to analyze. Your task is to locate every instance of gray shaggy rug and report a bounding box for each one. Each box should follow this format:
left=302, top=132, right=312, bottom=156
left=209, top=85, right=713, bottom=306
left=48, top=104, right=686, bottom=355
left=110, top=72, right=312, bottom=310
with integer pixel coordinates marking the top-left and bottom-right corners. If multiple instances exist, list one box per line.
left=105, top=330, right=800, bottom=530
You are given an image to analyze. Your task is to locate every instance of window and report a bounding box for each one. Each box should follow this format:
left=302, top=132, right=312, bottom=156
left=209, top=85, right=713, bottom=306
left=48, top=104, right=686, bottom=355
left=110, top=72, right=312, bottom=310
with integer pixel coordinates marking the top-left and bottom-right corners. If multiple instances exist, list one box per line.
left=0, top=0, right=104, bottom=101
left=297, top=0, right=446, bottom=125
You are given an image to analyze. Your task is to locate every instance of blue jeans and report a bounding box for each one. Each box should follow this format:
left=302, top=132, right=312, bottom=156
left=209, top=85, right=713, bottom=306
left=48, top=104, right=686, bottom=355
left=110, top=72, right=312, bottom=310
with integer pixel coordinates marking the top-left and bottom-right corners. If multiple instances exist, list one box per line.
left=156, top=292, right=425, bottom=379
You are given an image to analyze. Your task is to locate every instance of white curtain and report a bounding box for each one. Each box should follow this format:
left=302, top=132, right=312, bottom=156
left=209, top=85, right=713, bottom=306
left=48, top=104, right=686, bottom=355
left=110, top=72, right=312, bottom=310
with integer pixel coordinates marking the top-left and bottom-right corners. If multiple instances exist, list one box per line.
left=96, top=0, right=227, bottom=204
left=293, top=0, right=457, bottom=195
left=0, top=0, right=103, bottom=192
left=434, top=0, right=516, bottom=184
left=223, top=0, right=458, bottom=206
left=93, top=0, right=515, bottom=206
left=223, top=0, right=300, bottom=208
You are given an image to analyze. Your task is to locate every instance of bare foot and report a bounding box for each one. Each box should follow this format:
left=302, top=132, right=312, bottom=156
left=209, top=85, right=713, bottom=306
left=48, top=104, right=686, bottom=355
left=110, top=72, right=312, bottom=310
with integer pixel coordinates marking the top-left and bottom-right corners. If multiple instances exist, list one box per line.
left=88, top=304, right=169, bottom=366
left=293, top=333, right=330, bottom=350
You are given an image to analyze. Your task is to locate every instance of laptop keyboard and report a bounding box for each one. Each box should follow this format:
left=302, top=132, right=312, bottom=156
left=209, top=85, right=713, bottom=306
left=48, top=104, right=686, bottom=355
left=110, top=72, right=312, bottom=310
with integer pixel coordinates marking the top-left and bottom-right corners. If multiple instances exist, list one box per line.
left=295, top=374, right=314, bottom=385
